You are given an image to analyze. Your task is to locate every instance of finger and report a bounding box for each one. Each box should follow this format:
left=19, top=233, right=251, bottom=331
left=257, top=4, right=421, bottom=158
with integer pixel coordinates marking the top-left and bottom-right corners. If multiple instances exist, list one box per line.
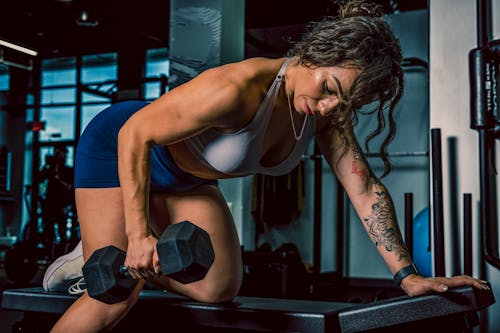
left=141, top=269, right=158, bottom=280
left=128, top=266, right=150, bottom=280
left=153, top=264, right=162, bottom=276
left=127, top=267, right=141, bottom=280
left=432, top=276, right=490, bottom=291
left=446, top=276, right=491, bottom=290
left=152, top=251, right=161, bottom=275
left=135, top=270, right=149, bottom=280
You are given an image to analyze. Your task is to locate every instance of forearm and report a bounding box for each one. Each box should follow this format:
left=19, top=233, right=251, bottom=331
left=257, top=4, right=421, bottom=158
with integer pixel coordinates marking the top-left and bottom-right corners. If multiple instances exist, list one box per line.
left=353, top=182, right=412, bottom=275
left=118, top=121, right=152, bottom=239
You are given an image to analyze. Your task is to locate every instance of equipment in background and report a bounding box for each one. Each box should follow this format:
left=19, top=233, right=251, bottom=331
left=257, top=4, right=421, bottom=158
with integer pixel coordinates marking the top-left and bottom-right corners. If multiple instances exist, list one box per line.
left=37, top=145, right=78, bottom=259
left=240, top=242, right=308, bottom=299
left=468, top=0, right=500, bottom=270
left=83, top=221, right=215, bottom=304
left=3, top=241, right=42, bottom=285
left=3, top=144, right=79, bottom=286
left=412, top=207, right=432, bottom=278
left=251, top=161, right=305, bottom=232
left=0, top=145, right=12, bottom=197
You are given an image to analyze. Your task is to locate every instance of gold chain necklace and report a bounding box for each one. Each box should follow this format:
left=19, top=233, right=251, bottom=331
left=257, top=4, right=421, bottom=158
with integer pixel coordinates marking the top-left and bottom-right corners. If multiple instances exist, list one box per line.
left=287, top=92, right=308, bottom=140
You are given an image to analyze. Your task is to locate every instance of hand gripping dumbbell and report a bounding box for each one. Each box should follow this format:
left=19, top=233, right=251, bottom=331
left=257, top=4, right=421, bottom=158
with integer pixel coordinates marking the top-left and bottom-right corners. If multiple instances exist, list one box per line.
left=82, top=221, right=215, bottom=304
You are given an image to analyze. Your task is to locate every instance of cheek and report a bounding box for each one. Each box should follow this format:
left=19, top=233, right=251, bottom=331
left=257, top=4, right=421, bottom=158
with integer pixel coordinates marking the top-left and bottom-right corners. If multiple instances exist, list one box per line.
left=295, top=82, right=321, bottom=99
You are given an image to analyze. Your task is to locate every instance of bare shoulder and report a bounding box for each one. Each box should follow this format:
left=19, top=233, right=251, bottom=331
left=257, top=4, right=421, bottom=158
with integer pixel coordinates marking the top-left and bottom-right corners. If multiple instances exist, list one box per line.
left=141, top=57, right=287, bottom=131
left=203, top=57, right=286, bottom=88
left=180, top=57, right=286, bottom=122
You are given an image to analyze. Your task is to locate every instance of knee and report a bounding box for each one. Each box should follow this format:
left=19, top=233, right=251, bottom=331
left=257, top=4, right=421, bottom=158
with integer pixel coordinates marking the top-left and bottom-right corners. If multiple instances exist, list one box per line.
left=195, top=275, right=242, bottom=303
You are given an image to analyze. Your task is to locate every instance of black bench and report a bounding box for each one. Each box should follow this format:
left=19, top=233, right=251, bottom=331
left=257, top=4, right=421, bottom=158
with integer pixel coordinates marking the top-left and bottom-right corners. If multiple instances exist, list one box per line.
left=1, top=285, right=495, bottom=332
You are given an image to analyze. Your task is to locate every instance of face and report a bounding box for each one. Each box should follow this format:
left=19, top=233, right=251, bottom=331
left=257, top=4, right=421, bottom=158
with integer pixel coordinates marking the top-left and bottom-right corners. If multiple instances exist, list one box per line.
left=290, top=64, right=361, bottom=117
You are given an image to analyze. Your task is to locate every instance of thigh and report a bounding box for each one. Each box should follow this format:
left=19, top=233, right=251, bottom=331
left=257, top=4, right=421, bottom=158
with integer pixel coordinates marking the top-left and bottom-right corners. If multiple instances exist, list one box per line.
left=76, top=187, right=128, bottom=261
left=149, top=185, right=242, bottom=302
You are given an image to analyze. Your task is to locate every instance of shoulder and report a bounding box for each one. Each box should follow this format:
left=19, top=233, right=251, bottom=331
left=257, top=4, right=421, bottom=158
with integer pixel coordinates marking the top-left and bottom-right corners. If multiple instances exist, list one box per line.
left=201, top=57, right=286, bottom=88
left=156, top=58, right=283, bottom=127
left=193, top=57, right=287, bottom=113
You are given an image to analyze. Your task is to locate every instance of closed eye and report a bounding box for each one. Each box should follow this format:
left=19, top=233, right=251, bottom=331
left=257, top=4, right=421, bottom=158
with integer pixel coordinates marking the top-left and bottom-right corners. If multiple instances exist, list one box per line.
left=323, top=81, right=337, bottom=96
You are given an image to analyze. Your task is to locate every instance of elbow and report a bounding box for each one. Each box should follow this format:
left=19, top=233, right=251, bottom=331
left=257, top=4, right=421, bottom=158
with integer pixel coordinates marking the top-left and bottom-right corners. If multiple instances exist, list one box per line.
left=118, top=119, right=133, bottom=148
left=118, top=118, right=152, bottom=151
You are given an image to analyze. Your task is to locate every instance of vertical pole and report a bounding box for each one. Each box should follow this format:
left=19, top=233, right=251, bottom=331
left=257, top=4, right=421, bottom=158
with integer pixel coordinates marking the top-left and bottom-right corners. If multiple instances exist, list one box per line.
left=431, top=128, right=445, bottom=276
left=404, top=193, right=414, bottom=260
left=472, top=0, right=500, bottom=268
left=463, top=193, right=473, bottom=276
left=313, top=143, right=322, bottom=275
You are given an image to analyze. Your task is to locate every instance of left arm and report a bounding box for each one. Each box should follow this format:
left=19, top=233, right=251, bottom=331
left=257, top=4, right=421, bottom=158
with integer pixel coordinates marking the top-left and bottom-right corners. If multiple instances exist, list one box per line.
left=316, top=123, right=488, bottom=296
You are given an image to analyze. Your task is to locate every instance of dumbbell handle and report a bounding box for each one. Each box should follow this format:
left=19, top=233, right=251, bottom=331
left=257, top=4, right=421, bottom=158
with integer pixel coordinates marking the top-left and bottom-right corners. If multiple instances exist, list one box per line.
left=119, top=265, right=132, bottom=278
left=118, top=265, right=160, bottom=278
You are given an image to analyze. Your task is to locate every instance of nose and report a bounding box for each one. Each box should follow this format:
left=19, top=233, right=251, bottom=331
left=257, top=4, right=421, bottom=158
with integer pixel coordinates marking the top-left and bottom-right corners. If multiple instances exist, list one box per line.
left=317, top=97, right=339, bottom=116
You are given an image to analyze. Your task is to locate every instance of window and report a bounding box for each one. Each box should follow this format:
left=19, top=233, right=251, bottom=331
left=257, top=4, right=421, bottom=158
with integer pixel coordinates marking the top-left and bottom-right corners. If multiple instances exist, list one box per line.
left=80, top=53, right=116, bottom=132
left=145, top=48, right=169, bottom=100
left=0, top=64, right=8, bottom=91
left=39, top=57, right=76, bottom=143
left=37, top=53, right=118, bottom=139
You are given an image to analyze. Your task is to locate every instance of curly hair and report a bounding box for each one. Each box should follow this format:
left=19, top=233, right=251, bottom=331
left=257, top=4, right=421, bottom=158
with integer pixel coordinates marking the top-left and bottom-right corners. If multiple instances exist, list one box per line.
left=287, top=0, right=404, bottom=177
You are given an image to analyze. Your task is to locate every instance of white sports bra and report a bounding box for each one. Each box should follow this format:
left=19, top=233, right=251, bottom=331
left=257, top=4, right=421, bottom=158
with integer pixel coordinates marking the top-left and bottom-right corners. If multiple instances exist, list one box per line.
left=184, top=58, right=315, bottom=176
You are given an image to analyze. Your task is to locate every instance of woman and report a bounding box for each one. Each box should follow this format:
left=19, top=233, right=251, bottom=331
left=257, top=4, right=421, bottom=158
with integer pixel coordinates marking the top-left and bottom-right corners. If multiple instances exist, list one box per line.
left=47, top=1, right=488, bottom=331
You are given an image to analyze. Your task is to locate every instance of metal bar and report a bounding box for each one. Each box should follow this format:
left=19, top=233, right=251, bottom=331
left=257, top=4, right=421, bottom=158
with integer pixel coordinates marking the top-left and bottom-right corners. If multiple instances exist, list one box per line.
left=303, top=151, right=429, bottom=161
left=470, top=0, right=500, bottom=271
left=448, top=137, right=461, bottom=276
left=75, top=55, right=83, bottom=145
left=1, top=101, right=111, bottom=111
left=364, top=151, right=429, bottom=158
left=463, top=193, right=473, bottom=276
left=80, top=85, right=115, bottom=99
left=0, top=58, right=33, bottom=71
left=479, top=130, right=500, bottom=268
left=30, top=59, right=42, bottom=225
left=404, top=193, right=414, bottom=260
left=431, top=128, right=445, bottom=276
left=477, top=0, right=490, bottom=48
left=313, top=143, right=322, bottom=275
left=5, top=150, right=11, bottom=192
left=402, top=57, right=428, bottom=70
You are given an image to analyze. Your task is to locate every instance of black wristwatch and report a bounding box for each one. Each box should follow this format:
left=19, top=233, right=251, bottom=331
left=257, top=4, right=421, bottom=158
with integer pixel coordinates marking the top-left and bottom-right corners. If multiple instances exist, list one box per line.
left=393, top=263, right=419, bottom=286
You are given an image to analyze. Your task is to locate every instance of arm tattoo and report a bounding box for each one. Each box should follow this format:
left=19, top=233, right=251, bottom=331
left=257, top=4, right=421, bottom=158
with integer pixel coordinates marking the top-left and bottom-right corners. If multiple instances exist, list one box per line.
left=363, top=191, right=410, bottom=262
left=350, top=141, right=379, bottom=187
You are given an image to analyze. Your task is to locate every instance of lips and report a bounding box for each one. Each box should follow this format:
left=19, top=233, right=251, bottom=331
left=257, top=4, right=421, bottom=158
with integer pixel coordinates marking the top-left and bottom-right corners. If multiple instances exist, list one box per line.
left=303, top=99, right=313, bottom=116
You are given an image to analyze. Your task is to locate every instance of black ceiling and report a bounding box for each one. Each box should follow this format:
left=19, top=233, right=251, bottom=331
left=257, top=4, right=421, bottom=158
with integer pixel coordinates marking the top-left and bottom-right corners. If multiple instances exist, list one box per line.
left=0, top=0, right=427, bottom=58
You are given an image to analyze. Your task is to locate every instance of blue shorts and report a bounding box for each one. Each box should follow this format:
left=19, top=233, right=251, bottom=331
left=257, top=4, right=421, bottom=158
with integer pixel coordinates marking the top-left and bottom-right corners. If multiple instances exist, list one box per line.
left=74, top=100, right=217, bottom=193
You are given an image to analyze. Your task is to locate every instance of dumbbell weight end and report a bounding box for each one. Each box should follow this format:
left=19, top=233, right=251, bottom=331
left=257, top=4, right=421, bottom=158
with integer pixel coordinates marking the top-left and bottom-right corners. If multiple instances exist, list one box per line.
left=82, top=246, right=138, bottom=304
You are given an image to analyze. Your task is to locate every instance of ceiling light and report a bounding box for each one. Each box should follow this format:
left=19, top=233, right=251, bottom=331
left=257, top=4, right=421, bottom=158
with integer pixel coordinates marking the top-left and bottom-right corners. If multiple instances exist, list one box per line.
left=76, top=10, right=99, bottom=27
left=0, top=39, right=38, bottom=56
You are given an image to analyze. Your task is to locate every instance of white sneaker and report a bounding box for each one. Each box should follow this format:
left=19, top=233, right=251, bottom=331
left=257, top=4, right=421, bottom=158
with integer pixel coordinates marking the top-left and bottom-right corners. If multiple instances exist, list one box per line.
left=43, top=241, right=86, bottom=294
left=68, top=276, right=87, bottom=295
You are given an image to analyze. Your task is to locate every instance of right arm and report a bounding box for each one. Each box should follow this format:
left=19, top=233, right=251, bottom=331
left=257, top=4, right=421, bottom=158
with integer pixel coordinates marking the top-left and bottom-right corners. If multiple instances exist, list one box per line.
left=118, top=67, right=245, bottom=276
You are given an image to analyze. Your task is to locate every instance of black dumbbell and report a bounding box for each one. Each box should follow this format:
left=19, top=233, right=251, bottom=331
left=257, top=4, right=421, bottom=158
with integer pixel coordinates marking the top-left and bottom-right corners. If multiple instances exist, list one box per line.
left=82, top=221, right=215, bottom=304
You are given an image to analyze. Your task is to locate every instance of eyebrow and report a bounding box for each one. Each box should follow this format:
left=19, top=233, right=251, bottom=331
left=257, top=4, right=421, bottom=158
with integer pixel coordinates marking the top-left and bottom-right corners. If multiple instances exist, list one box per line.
left=331, top=74, right=348, bottom=101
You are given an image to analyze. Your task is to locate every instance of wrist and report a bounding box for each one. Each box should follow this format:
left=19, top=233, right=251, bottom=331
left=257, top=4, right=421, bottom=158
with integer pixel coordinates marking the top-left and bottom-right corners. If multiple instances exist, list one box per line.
left=126, top=226, right=150, bottom=240
left=393, top=263, right=419, bottom=286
